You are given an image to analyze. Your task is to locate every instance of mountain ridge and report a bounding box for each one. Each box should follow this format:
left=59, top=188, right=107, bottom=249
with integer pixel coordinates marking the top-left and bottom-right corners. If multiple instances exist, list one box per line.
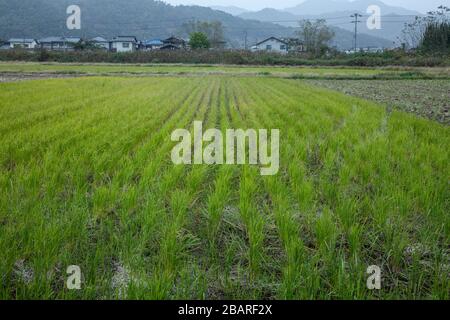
left=210, top=5, right=249, bottom=16
left=284, top=0, right=420, bottom=16
left=237, top=0, right=422, bottom=41
left=0, top=0, right=393, bottom=49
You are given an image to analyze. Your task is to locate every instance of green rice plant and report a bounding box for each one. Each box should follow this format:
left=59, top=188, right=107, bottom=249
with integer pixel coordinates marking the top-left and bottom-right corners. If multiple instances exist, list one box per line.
left=0, top=75, right=448, bottom=300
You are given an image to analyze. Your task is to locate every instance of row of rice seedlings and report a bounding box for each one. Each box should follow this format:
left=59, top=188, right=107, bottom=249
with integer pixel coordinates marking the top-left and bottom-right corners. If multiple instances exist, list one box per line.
left=64, top=78, right=205, bottom=299
left=235, top=80, right=312, bottom=295
left=247, top=78, right=344, bottom=297
left=0, top=78, right=144, bottom=142
left=1, top=76, right=448, bottom=298
left=0, top=77, right=125, bottom=120
left=177, top=79, right=267, bottom=299
left=86, top=79, right=211, bottom=294
left=143, top=79, right=221, bottom=299
left=78, top=79, right=205, bottom=299
left=6, top=77, right=184, bottom=214
left=1, top=77, right=202, bottom=298
left=90, top=79, right=209, bottom=298
left=0, top=78, right=168, bottom=169
left=0, top=78, right=200, bottom=298
left=234, top=78, right=310, bottom=298
left=268, top=80, right=414, bottom=297
left=298, top=80, right=446, bottom=298
left=250, top=78, right=366, bottom=298
left=1, top=79, right=169, bottom=232
left=185, top=80, right=244, bottom=299
left=222, top=79, right=270, bottom=298
left=247, top=78, right=449, bottom=299
left=359, top=113, right=449, bottom=298
left=168, top=79, right=231, bottom=299
left=197, top=79, right=251, bottom=299
left=205, top=80, right=235, bottom=253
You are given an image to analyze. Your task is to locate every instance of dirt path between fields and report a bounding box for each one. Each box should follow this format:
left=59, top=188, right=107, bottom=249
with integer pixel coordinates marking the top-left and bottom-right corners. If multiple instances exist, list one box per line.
left=0, top=72, right=83, bottom=82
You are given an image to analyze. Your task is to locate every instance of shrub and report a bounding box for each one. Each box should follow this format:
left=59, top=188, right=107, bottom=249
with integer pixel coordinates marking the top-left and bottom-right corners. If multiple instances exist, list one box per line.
left=0, top=49, right=448, bottom=67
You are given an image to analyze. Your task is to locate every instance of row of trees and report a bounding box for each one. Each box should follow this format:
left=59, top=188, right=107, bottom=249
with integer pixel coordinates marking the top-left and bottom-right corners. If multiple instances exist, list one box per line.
left=183, top=20, right=226, bottom=49
left=296, top=19, right=335, bottom=56
left=185, top=19, right=335, bottom=55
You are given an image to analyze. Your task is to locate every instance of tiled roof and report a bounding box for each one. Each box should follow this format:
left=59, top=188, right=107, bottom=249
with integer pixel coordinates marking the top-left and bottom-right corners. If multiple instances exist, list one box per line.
left=255, top=37, right=288, bottom=46
left=111, top=36, right=137, bottom=42
left=8, top=38, right=37, bottom=43
left=144, top=39, right=163, bottom=45
left=91, top=37, right=108, bottom=42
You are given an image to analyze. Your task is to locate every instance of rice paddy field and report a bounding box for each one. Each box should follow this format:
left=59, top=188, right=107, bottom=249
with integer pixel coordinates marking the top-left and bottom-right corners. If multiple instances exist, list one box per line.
left=0, top=67, right=449, bottom=300
left=1, top=62, right=449, bottom=79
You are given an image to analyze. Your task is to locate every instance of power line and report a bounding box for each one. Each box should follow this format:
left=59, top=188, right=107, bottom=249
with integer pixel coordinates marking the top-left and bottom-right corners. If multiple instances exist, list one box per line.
left=350, top=13, right=363, bottom=51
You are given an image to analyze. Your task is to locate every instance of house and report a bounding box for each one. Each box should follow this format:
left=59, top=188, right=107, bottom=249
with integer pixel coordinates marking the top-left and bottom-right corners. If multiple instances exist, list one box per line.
left=65, top=37, right=82, bottom=49
left=0, top=42, right=10, bottom=50
left=160, top=43, right=180, bottom=50
left=142, top=39, right=164, bottom=51
left=344, top=47, right=385, bottom=54
left=90, top=37, right=109, bottom=50
left=109, top=36, right=138, bottom=53
left=360, top=47, right=384, bottom=53
left=161, top=36, right=187, bottom=50
left=39, top=37, right=65, bottom=50
left=252, top=37, right=289, bottom=54
left=282, top=38, right=305, bottom=53
left=39, top=37, right=81, bottom=51
left=8, top=38, right=39, bottom=49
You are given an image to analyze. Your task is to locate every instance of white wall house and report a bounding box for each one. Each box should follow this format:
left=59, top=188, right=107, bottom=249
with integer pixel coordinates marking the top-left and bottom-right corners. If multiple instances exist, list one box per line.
left=90, top=37, right=110, bottom=50
left=39, top=37, right=65, bottom=50
left=109, top=36, right=138, bottom=53
left=252, top=37, right=289, bottom=54
left=8, top=38, right=38, bottom=49
left=39, top=37, right=81, bottom=51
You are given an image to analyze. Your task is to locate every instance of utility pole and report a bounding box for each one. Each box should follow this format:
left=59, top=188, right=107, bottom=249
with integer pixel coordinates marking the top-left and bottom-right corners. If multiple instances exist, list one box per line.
left=350, top=13, right=362, bottom=52
left=244, top=30, right=248, bottom=50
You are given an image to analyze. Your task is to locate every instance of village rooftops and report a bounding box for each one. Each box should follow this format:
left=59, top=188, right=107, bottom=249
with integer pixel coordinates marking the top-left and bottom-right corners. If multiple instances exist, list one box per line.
left=254, top=37, right=288, bottom=47
left=90, top=37, right=108, bottom=43
left=39, top=36, right=64, bottom=43
left=163, top=36, right=186, bottom=45
left=160, top=44, right=180, bottom=50
left=144, top=39, right=164, bottom=46
left=65, top=37, right=81, bottom=43
left=39, top=36, right=81, bottom=43
left=111, top=36, right=138, bottom=43
left=8, top=38, right=38, bottom=43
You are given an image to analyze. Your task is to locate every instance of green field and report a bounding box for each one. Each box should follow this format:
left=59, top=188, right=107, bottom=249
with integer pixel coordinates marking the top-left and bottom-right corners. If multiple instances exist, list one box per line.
left=1, top=62, right=450, bottom=79
left=0, top=75, right=449, bottom=300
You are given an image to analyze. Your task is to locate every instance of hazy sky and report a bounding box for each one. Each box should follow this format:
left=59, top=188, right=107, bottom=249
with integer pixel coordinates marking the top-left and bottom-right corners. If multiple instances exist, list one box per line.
left=162, top=0, right=447, bottom=13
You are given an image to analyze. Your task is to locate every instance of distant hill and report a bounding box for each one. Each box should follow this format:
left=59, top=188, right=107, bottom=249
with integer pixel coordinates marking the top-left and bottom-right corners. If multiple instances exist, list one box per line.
left=240, top=8, right=299, bottom=22
left=329, top=26, right=393, bottom=49
left=0, top=0, right=394, bottom=49
left=210, top=5, right=249, bottom=16
left=284, top=0, right=420, bottom=16
left=0, top=0, right=290, bottom=48
left=238, top=0, right=422, bottom=42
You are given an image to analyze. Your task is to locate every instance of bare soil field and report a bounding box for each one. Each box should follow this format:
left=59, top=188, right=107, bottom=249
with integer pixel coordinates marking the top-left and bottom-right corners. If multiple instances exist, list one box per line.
left=307, top=79, right=450, bottom=125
